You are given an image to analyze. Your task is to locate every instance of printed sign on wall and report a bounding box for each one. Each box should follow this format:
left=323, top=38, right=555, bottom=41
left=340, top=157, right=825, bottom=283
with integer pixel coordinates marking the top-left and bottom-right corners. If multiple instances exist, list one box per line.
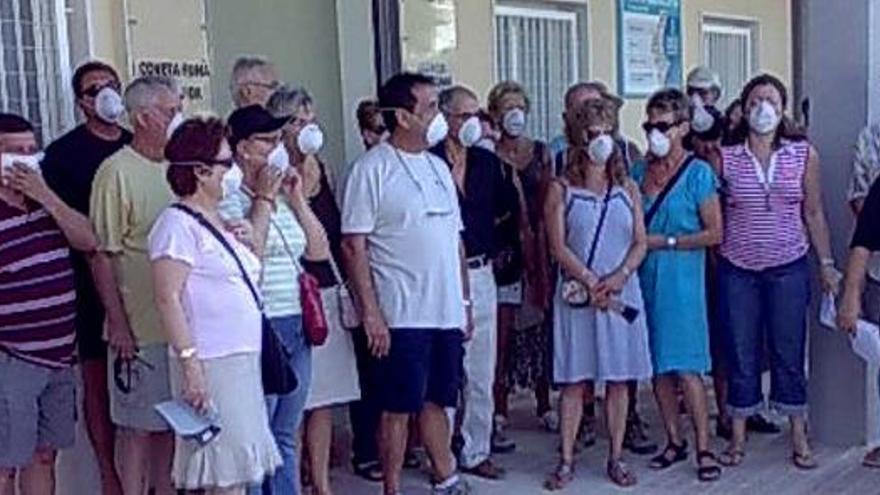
left=617, top=0, right=682, bottom=97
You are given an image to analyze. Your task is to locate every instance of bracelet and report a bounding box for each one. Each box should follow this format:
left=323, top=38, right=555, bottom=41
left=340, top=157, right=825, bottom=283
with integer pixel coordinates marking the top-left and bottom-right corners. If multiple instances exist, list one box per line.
left=254, top=195, right=276, bottom=206
left=820, top=257, right=835, bottom=268
left=620, top=265, right=632, bottom=278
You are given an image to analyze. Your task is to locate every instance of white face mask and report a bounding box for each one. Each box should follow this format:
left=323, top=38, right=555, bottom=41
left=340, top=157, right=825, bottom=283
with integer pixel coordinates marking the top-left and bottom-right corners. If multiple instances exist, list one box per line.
left=166, top=112, right=185, bottom=139
left=691, top=94, right=715, bottom=134
left=502, top=108, right=526, bottom=137
left=425, top=113, right=449, bottom=147
left=95, top=87, right=124, bottom=124
left=749, top=101, right=780, bottom=135
left=457, top=116, right=482, bottom=147
left=587, top=134, right=615, bottom=165
left=475, top=138, right=496, bottom=153
left=268, top=143, right=289, bottom=171
left=648, top=129, right=672, bottom=158
left=222, top=163, right=243, bottom=200
left=1, top=152, right=44, bottom=185
left=297, top=123, right=324, bottom=155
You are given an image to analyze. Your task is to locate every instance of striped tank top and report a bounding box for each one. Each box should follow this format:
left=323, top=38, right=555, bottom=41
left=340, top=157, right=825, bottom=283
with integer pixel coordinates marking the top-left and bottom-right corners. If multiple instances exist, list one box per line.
left=719, top=140, right=811, bottom=271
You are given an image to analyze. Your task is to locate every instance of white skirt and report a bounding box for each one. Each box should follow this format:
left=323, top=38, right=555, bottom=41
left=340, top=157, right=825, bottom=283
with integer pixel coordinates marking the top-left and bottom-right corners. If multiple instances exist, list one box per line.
left=170, top=352, right=282, bottom=490
left=305, top=287, right=362, bottom=410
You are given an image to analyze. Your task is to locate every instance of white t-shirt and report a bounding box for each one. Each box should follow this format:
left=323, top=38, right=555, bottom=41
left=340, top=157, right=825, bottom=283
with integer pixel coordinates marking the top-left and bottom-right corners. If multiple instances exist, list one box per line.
left=341, top=142, right=465, bottom=329
left=149, top=207, right=262, bottom=359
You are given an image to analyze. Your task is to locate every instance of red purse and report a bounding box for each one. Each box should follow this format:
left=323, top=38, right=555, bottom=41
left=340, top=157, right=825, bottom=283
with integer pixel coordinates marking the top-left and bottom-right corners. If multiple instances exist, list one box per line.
left=299, top=271, right=328, bottom=346
left=269, top=218, right=329, bottom=346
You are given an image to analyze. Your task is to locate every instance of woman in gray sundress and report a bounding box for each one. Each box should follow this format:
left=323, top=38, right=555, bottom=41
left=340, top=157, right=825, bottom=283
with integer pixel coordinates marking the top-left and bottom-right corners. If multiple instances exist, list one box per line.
left=543, top=98, right=653, bottom=490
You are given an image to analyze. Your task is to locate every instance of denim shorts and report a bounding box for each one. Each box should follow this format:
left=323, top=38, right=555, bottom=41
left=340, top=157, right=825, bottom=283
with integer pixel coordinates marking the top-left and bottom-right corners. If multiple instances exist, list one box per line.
left=0, top=352, right=75, bottom=467
left=375, top=328, right=464, bottom=414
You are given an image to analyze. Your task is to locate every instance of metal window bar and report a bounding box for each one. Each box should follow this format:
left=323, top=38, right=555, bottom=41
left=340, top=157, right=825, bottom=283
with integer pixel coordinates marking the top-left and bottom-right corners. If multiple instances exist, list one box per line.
left=702, top=21, right=754, bottom=109
left=494, top=6, right=578, bottom=142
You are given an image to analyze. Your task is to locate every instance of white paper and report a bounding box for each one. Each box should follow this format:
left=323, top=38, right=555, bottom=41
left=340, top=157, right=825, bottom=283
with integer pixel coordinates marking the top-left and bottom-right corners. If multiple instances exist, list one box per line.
left=820, top=292, right=837, bottom=330
left=852, top=321, right=880, bottom=366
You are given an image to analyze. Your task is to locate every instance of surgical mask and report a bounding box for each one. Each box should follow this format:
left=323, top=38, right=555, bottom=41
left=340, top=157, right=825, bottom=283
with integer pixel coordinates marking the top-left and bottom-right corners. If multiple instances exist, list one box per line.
left=475, top=138, right=496, bottom=153
left=587, top=135, right=615, bottom=165
left=166, top=112, right=184, bottom=139
left=457, top=116, right=482, bottom=147
left=222, top=163, right=243, bottom=200
left=297, top=123, right=324, bottom=155
left=502, top=108, right=526, bottom=137
left=691, top=94, right=715, bottom=134
left=268, top=144, right=289, bottom=170
left=648, top=129, right=671, bottom=158
left=749, top=101, right=780, bottom=135
left=425, top=113, right=449, bottom=147
left=95, top=87, right=124, bottom=123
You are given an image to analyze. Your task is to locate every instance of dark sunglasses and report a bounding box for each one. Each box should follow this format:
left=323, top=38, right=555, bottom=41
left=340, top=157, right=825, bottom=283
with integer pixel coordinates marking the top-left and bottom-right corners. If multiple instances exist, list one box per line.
left=642, top=121, right=683, bottom=134
left=82, top=81, right=121, bottom=98
left=369, top=124, right=387, bottom=135
left=113, top=354, right=155, bottom=394
left=585, top=129, right=613, bottom=141
left=174, top=158, right=234, bottom=169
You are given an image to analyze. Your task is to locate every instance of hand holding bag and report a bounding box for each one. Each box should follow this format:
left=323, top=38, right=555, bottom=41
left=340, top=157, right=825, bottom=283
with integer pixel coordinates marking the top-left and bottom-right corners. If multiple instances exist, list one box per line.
left=561, top=182, right=612, bottom=307
left=170, top=204, right=297, bottom=396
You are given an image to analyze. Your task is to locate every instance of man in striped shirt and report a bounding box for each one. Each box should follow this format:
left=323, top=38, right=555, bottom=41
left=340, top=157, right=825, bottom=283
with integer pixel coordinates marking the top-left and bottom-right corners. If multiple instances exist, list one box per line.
left=0, top=113, right=99, bottom=494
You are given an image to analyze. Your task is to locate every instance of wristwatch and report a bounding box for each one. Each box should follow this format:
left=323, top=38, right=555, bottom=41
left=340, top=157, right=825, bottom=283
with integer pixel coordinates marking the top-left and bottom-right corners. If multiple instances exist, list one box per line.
left=665, top=236, right=678, bottom=249
left=177, top=347, right=198, bottom=360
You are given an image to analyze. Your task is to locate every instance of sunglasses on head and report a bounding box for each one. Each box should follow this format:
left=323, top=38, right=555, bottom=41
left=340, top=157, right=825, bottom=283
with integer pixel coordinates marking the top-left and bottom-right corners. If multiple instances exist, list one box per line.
left=642, top=121, right=683, bottom=134
left=82, top=81, right=121, bottom=98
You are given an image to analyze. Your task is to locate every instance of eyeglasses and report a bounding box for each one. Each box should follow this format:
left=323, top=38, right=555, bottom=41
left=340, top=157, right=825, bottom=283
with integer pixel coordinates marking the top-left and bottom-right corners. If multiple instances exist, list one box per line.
left=585, top=129, right=613, bottom=141
left=244, top=80, right=280, bottom=91
left=642, top=121, right=683, bottom=134
left=82, top=81, right=121, bottom=97
left=173, top=158, right=234, bottom=169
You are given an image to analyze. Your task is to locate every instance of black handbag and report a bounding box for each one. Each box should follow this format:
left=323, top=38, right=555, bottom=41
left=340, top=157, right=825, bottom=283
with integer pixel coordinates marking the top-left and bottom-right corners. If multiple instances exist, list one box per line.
left=171, top=204, right=297, bottom=396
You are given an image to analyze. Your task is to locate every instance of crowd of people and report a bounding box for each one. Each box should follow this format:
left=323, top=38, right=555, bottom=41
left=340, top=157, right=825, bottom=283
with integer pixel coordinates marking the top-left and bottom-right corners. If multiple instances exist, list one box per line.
left=0, top=53, right=878, bottom=495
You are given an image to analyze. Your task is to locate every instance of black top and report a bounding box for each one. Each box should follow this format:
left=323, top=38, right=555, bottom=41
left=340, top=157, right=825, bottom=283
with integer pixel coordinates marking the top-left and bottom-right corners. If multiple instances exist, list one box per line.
left=430, top=143, right=516, bottom=259
left=852, top=179, right=880, bottom=251
left=41, top=125, right=132, bottom=330
left=306, top=161, right=344, bottom=288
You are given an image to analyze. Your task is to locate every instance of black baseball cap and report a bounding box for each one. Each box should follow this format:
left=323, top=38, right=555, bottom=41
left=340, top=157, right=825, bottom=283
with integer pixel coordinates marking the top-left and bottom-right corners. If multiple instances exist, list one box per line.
left=227, top=104, right=290, bottom=148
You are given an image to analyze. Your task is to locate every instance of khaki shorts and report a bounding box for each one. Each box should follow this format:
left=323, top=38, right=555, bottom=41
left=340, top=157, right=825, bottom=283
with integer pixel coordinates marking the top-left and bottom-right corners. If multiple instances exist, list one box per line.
left=108, top=343, right=172, bottom=432
left=0, top=352, right=75, bottom=468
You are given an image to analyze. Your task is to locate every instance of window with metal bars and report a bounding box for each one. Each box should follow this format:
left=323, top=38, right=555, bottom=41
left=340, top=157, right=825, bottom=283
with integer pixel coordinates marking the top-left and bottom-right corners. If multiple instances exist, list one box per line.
left=0, top=0, right=73, bottom=145
left=701, top=17, right=758, bottom=109
left=494, top=5, right=579, bottom=143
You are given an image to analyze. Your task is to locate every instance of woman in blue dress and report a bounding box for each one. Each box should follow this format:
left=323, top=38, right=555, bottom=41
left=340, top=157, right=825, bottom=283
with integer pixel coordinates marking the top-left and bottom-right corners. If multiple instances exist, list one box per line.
left=631, top=88, right=723, bottom=482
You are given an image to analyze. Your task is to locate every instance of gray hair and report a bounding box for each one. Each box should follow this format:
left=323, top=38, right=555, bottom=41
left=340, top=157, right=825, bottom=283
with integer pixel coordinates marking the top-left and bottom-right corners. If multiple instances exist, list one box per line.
left=266, top=85, right=313, bottom=118
left=123, top=75, right=179, bottom=112
left=439, top=85, right=478, bottom=114
left=230, top=56, right=273, bottom=102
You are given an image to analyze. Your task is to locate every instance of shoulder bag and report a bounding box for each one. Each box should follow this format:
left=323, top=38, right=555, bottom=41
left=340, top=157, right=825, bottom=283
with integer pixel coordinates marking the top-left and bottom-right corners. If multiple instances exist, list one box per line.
left=170, top=204, right=297, bottom=396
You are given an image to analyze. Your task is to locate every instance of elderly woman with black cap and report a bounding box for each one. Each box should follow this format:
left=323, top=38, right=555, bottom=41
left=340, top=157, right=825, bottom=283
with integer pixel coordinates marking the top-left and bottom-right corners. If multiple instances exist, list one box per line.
left=218, top=104, right=333, bottom=495
left=150, top=116, right=283, bottom=493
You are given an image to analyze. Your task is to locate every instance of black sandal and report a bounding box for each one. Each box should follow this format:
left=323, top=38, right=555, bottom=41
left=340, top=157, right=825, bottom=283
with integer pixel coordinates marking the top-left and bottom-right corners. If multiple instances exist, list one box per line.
left=649, top=440, right=688, bottom=469
left=697, top=451, right=722, bottom=482
left=352, top=460, right=384, bottom=482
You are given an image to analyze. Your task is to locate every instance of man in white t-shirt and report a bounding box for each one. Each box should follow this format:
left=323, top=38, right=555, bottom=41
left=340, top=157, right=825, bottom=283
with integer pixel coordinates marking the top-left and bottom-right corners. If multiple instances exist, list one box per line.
left=341, top=73, right=474, bottom=495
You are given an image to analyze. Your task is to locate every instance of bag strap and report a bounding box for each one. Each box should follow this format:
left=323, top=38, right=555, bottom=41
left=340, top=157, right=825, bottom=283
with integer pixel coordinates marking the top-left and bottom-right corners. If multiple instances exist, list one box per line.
left=170, top=203, right=263, bottom=312
left=643, top=155, right=696, bottom=228
left=585, top=181, right=614, bottom=269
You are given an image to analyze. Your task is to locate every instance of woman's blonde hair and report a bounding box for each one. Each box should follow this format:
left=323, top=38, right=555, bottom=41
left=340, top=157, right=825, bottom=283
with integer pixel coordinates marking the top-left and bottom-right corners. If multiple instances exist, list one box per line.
left=564, top=98, right=626, bottom=186
left=487, top=81, right=530, bottom=118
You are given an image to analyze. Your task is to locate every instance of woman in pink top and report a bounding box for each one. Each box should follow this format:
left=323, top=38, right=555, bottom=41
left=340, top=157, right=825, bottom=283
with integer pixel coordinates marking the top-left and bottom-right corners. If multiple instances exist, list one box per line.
left=715, top=75, right=839, bottom=470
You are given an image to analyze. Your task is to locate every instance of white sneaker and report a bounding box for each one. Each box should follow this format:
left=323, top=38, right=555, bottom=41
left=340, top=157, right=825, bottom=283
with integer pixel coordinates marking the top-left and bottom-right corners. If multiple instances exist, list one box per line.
left=540, top=410, right=560, bottom=433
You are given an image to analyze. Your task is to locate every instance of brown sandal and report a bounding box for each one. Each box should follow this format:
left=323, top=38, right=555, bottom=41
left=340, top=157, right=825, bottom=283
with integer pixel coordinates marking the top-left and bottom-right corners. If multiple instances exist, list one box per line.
left=792, top=450, right=818, bottom=470
left=543, top=463, right=574, bottom=491
left=606, top=459, right=637, bottom=487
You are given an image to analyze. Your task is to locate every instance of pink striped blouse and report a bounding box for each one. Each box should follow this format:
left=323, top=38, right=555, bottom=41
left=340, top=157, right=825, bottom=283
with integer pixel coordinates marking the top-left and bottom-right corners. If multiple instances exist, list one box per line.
left=719, top=140, right=811, bottom=271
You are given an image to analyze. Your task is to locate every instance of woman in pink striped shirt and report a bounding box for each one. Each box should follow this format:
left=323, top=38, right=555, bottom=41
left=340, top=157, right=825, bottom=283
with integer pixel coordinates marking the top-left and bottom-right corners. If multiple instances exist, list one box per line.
left=715, top=74, right=839, bottom=470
